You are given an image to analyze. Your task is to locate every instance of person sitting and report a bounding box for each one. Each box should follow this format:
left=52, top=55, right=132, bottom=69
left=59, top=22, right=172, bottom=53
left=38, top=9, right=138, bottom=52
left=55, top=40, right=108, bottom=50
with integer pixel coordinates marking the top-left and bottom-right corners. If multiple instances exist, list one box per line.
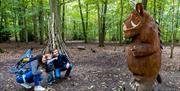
left=52, top=49, right=73, bottom=80
left=16, top=54, right=47, bottom=91
left=44, top=53, right=57, bottom=85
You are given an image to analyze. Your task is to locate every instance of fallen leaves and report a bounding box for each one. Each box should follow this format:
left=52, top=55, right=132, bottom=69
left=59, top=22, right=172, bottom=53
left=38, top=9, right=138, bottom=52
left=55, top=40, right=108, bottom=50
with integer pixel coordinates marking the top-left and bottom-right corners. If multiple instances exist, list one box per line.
left=0, top=43, right=180, bottom=90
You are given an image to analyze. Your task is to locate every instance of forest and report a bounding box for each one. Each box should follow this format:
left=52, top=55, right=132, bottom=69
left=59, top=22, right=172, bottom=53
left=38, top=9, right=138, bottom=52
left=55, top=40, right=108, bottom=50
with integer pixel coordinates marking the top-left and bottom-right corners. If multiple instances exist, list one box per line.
left=0, top=0, right=179, bottom=45
left=0, top=0, right=180, bottom=91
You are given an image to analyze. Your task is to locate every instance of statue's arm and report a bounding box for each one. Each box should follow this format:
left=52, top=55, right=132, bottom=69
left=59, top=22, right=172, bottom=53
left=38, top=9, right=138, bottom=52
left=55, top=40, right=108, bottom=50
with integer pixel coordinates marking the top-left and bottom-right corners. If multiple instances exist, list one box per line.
left=131, top=43, right=157, bottom=57
left=131, top=26, right=160, bottom=57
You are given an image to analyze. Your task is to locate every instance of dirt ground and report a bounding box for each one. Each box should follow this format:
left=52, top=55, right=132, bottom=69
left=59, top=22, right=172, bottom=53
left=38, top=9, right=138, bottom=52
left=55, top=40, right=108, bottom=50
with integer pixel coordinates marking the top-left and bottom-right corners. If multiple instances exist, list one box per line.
left=0, top=42, right=180, bottom=91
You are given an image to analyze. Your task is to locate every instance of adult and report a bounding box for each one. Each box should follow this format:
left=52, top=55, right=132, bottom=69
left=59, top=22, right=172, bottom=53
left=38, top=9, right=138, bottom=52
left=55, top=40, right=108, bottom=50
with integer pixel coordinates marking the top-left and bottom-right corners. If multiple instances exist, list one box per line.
left=52, top=49, right=73, bottom=79
left=16, top=54, right=47, bottom=91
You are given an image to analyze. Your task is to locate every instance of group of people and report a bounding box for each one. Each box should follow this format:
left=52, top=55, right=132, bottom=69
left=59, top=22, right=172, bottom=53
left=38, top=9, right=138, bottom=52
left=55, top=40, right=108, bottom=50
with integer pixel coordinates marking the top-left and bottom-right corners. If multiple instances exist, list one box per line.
left=16, top=49, right=73, bottom=91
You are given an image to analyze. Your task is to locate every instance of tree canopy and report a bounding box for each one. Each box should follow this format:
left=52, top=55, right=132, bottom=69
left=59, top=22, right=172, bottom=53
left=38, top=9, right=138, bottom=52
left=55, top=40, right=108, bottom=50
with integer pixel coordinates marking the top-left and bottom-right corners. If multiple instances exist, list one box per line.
left=0, top=0, right=179, bottom=44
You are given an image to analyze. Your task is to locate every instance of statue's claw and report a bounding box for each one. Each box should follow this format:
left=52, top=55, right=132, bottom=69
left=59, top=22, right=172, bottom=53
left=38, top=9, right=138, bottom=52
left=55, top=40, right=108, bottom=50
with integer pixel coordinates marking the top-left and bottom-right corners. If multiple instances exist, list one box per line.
left=130, top=79, right=140, bottom=91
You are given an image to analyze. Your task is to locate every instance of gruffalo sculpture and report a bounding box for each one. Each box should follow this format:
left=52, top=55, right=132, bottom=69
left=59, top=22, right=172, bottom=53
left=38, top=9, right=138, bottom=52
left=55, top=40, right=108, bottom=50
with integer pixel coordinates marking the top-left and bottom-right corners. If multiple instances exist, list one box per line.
left=123, top=3, right=161, bottom=91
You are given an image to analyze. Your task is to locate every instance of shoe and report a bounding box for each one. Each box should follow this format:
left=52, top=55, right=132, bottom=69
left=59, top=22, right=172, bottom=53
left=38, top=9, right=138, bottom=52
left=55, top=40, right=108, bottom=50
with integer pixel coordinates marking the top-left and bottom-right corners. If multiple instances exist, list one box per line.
left=52, top=79, right=56, bottom=83
left=52, top=78, right=56, bottom=83
left=20, top=83, right=32, bottom=89
left=65, top=76, right=71, bottom=80
left=34, top=86, right=46, bottom=91
left=48, top=82, right=52, bottom=85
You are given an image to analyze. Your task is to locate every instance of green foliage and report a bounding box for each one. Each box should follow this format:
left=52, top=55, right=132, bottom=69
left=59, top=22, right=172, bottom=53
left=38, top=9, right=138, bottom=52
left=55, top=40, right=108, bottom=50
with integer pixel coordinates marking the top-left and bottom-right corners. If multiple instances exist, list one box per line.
left=0, top=0, right=179, bottom=44
left=0, top=26, right=11, bottom=42
left=72, top=31, right=80, bottom=40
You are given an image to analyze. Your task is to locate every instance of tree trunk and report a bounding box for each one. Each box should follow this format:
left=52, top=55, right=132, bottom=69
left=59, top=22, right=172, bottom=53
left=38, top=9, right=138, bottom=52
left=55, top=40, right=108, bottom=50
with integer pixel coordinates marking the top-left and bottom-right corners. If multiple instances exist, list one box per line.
left=159, top=2, right=165, bottom=27
left=86, top=3, right=89, bottom=34
left=13, top=2, right=18, bottom=42
left=119, top=0, right=123, bottom=44
left=18, top=0, right=26, bottom=42
left=158, top=2, right=161, bottom=25
left=73, top=20, right=76, bottom=31
left=62, top=0, right=65, bottom=41
left=174, top=1, right=179, bottom=43
left=24, top=15, right=28, bottom=43
left=78, top=0, right=87, bottom=43
left=39, top=0, right=44, bottom=45
left=142, top=0, right=148, bottom=10
left=170, top=0, right=175, bottom=58
left=97, top=0, right=101, bottom=46
left=23, top=0, right=28, bottom=43
left=153, top=0, right=156, bottom=20
left=14, top=18, right=18, bottom=42
left=0, top=4, right=4, bottom=42
left=18, top=10, right=24, bottom=42
left=32, top=0, right=38, bottom=42
left=0, top=0, right=3, bottom=30
left=99, top=0, right=108, bottom=47
left=14, top=19, right=18, bottom=42
left=58, top=0, right=62, bottom=37
left=45, top=0, right=70, bottom=59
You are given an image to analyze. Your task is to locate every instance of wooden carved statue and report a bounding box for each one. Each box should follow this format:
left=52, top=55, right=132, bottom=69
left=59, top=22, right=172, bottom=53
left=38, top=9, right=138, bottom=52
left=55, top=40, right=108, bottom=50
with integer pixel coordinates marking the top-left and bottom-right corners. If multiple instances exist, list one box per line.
left=123, top=3, right=162, bottom=91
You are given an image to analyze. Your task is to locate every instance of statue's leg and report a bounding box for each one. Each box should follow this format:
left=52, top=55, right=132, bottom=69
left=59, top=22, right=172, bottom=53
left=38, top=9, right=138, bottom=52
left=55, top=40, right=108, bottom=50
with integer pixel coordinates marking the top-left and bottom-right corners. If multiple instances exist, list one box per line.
left=138, top=77, right=155, bottom=91
left=130, top=75, right=156, bottom=91
left=130, top=75, right=141, bottom=91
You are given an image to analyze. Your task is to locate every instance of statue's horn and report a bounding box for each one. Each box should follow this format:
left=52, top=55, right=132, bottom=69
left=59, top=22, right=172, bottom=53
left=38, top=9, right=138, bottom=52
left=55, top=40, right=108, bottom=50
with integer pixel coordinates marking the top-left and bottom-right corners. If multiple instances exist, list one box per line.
left=130, top=0, right=136, bottom=9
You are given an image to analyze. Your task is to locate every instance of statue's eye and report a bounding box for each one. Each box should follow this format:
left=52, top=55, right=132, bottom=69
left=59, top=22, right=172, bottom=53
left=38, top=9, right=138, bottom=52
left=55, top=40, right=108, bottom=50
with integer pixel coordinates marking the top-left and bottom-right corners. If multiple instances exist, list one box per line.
left=135, top=16, right=138, bottom=19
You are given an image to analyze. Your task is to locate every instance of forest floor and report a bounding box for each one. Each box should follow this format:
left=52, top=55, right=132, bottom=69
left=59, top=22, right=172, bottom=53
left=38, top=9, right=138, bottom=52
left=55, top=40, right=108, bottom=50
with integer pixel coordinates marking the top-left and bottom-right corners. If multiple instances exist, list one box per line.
left=0, top=42, right=180, bottom=91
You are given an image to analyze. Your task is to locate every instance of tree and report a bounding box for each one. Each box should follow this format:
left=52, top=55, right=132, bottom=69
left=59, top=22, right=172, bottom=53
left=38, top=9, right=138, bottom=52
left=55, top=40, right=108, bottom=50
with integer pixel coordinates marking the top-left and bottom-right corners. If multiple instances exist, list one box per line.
left=18, top=0, right=28, bottom=43
left=157, top=0, right=163, bottom=25
left=38, top=0, right=45, bottom=45
left=98, top=0, right=108, bottom=47
left=153, top=0, right=156, bottom=20
left=170, top=0, right=175, bottom=58
left=62, top=0, right=65, bottom=41
left=174, top=0, right=180, bottom=43
left=31, top=0, right=38, bottom=42
left=119, top=0, right=123, bottom=44
left=46, top=0, right=70, bottom=59
left=78, top=0, right=87, bottom=43
left=142, top=0, right=147, bottom=10
left=0, top=0, right=179, bottom=46
left=85, top=3, right=89, bottom=36
left=12, top=0, right=18, bottom=42
left=97, top=0, right=101, bottom=45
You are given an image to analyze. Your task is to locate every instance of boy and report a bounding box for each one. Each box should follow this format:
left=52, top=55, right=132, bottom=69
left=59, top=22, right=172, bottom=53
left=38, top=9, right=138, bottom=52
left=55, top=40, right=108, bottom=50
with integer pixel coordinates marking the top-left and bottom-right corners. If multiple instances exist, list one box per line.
left=44, top=53, right=57, bottom=85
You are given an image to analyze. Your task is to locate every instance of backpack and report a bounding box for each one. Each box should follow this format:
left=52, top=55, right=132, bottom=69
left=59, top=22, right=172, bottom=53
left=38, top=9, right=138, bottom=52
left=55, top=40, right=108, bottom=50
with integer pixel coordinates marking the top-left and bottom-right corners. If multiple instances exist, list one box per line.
left=9, top=48, right=33, bottom=75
